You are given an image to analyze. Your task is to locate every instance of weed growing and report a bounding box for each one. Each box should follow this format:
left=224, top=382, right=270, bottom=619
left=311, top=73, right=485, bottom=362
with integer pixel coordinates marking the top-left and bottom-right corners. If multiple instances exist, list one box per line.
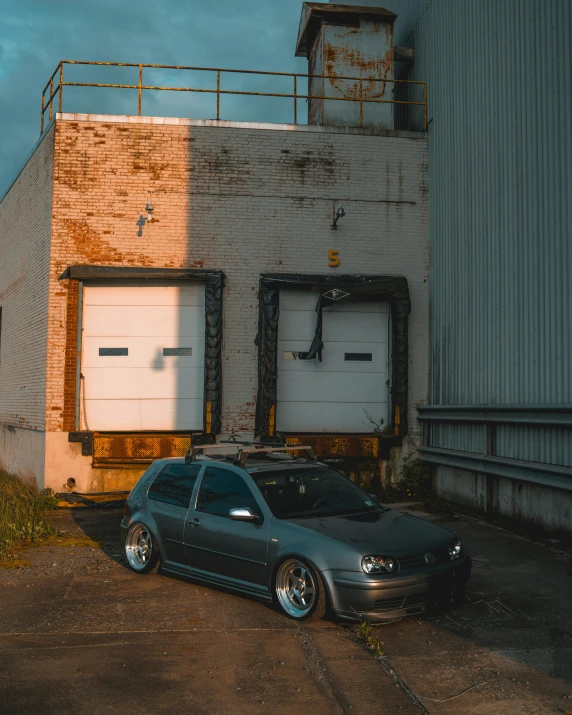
left=381, top=455, right=433, bottom=503
left=355, top=620, right=384, bottom=657
left=0, top=470, right=58, bottom=562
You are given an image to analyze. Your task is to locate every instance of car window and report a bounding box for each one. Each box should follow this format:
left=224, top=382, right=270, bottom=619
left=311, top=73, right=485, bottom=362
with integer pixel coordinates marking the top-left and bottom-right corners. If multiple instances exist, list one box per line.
left=251, top=466, right=382, bottom=519
left=148, top=463, right=202, bottom=509
left=196, top=467, right=260, bottom=518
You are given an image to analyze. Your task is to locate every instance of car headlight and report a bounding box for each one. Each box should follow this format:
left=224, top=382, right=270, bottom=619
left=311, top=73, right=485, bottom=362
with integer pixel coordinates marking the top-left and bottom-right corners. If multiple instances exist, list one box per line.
left=361, top=555, right=397, bottom=574
left=448, top=538, right=462, bottom=560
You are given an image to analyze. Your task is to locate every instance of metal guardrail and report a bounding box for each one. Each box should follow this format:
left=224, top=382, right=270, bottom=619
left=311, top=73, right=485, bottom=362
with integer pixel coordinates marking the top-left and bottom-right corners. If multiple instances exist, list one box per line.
left=417, top=405, right=572, bottom=492
left=40, top=60, right=427, bottom=134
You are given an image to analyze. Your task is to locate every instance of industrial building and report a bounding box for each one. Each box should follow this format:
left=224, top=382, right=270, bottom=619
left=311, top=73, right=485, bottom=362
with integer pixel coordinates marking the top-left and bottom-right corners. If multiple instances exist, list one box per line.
left=2, top=0, right=570, bottom=535
left=375, top=0, right=572, bottom=532
left=0, top=3, right=429, bottom=494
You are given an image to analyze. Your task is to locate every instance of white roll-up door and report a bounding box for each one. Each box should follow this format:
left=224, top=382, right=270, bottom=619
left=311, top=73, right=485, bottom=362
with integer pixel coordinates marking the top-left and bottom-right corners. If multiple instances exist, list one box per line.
left=81, top=284, right=205, bottom=431
left=276, top=288, right=389, bottom=433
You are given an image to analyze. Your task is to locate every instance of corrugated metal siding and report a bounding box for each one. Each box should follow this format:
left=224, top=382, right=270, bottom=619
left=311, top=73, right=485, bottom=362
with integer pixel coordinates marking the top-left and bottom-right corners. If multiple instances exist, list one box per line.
left=382, top=0, right=572, bottom=469
left=431, top=423, right=483, bottom=454
left=495, top=426, right=572, bottom=467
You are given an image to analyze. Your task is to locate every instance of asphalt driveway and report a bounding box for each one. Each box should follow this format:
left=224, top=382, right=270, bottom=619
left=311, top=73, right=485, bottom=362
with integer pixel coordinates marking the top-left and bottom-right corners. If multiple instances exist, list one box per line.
left=0, top=504, right=571, bottom=715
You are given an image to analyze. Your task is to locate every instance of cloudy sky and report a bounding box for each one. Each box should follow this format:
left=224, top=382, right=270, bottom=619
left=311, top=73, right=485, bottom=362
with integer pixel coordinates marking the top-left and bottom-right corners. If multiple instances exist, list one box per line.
left=0, top=0, right=309, bottom=197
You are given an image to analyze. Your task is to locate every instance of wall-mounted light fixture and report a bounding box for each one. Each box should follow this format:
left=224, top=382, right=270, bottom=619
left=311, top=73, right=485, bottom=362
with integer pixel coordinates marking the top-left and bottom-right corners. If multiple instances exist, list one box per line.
left=331, top=203, right=345, bottom=230
left=145, top=194, right=154, bottom=222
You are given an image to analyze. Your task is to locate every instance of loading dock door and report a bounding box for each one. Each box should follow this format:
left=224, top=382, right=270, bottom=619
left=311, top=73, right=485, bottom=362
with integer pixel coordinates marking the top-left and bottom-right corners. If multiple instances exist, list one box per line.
left=81, top=284, right=205, bottom=431
left=276, top=289, right=389, bottom=433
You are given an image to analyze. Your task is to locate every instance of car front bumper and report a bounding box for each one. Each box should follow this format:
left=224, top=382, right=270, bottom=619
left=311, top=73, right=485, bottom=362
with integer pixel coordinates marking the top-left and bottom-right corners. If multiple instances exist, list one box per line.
left=326, top=555, right=472, bottom=623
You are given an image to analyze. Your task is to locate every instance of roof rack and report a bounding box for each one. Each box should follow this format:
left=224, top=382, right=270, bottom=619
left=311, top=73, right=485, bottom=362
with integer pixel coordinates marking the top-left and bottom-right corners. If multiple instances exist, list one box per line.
left=184, top=438, right=316, bottom=467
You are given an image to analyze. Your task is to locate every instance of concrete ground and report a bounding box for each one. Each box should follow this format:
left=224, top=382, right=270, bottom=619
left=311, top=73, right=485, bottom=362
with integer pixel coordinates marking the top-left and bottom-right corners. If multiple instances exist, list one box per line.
left=0, top=505, right=571, bottom=715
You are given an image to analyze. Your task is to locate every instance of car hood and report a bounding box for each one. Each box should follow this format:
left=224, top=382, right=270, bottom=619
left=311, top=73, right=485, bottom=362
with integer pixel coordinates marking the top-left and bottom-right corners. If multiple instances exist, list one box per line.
left=288, top=508, right=454, bottom=555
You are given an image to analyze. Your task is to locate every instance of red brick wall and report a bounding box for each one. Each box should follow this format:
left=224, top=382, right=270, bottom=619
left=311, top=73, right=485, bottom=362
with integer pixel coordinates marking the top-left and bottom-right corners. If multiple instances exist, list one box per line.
left=62, top=280, right=79, bottom=431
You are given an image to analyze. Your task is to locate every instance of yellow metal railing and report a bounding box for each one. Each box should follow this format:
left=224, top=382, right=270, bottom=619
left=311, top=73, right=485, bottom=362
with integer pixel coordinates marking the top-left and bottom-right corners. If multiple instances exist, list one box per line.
left=41, top=60, right=427, bottom=134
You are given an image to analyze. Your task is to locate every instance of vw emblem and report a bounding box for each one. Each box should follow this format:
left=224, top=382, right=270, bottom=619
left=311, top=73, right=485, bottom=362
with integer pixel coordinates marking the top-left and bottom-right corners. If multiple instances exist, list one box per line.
left=424, top=552, right=435, bottom=566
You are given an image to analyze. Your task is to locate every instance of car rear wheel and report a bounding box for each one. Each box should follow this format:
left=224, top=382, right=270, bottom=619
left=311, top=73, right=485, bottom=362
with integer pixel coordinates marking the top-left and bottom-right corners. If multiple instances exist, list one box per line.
left=274, top=558, right=327, bottom=620
left=125, top=523, right=160, bottom=574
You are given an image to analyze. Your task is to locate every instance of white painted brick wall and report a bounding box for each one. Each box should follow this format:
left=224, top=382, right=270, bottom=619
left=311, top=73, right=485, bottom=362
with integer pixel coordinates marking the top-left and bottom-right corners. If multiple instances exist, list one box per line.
left=0, top=126, right=54, bottom=434
left=46, top=116, right=428, bottom=438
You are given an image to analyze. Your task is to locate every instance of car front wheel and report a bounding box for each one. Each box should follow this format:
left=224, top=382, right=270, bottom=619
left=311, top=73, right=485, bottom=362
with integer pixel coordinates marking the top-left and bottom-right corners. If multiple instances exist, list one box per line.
left=274, top=558, right=327, bottom=620
left=124, top=523, right=160, bottom=574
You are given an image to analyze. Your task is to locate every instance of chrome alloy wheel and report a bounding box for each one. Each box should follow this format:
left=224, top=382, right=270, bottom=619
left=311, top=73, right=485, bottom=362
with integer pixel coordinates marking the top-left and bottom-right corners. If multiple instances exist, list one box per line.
left=276, top=559, right=316, bottom=618
left=125, top=524, right=153, bottom=571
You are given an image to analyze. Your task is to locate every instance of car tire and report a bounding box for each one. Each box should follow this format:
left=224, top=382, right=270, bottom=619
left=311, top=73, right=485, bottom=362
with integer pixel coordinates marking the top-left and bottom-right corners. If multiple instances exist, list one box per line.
left=274, top=558, right=327, bottom=621
left=124, top=523, right=161, bottom=574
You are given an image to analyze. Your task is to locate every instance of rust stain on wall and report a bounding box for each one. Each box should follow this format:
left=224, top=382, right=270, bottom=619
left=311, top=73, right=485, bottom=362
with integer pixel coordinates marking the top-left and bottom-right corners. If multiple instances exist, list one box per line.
left=321, top=21, right=394, bottom=101
left=59, top=218, right=132, bottom=264
left=324, top=43, right=393, bottom=99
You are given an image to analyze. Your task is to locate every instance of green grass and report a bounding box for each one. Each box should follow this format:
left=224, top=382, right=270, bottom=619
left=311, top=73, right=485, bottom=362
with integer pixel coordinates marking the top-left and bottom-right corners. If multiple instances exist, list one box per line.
left=355, top=620, right=384, bottom=657
left=0, top=470, right=58, bottom=562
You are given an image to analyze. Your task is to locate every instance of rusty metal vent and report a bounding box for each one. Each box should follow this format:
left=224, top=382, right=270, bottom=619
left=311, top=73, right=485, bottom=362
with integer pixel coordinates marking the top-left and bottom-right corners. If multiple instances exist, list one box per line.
left=285, top=434, right=379, bottom=458
left=93, top=433, right=192, bottom=466
left=284, top=434, right=381, bottom=485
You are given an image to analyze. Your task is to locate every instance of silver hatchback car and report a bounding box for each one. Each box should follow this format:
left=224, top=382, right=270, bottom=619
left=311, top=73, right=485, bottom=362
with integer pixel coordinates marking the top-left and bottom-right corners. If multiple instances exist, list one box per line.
left=121, top=446, right=471, bottom=622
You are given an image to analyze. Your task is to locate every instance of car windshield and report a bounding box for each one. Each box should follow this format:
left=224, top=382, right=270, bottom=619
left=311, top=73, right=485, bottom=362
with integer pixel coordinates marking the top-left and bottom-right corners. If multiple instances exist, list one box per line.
left=251, top=465, right=382, bottom=519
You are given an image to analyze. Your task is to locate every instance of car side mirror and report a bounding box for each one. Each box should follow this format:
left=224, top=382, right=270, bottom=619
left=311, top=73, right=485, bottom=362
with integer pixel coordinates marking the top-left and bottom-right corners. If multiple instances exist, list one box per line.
left=229, top=507, right=259, bottom=523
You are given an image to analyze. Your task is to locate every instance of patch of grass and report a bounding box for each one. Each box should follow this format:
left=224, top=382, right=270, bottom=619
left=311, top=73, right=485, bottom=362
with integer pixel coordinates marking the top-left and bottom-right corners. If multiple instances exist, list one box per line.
left=0, top=470, right=58, bottom=562
left=355, top=621, right=384, bottom=657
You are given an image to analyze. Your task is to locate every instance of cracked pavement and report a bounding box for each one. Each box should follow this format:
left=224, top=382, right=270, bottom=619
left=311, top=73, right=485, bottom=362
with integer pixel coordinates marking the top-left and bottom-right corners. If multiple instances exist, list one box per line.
left=0, top=505, right=571, bottom=714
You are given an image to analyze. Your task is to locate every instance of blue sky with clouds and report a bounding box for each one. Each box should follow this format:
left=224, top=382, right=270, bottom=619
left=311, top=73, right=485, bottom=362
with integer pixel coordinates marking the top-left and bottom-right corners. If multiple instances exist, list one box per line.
left=0, top=0, right=309, bottom=196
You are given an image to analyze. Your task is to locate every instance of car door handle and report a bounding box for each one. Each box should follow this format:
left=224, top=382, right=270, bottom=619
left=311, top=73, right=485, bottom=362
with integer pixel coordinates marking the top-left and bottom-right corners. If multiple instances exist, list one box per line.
left=188, top=518, right=201, bottom=528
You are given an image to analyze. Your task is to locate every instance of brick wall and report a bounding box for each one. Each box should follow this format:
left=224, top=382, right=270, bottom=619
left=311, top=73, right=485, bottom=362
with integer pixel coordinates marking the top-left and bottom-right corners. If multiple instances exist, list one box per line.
left=48, top=115, right=429, bottom=436
left=0, top=125, right=54, bottom=432
left=62, top=280, right=79, bottom=430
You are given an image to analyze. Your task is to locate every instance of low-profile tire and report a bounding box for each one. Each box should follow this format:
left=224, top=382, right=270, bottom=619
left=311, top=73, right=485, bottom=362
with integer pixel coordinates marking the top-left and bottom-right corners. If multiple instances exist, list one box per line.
left=274, top=558, right=327, bottom=621
left=124, top=523, right=161, bottom=574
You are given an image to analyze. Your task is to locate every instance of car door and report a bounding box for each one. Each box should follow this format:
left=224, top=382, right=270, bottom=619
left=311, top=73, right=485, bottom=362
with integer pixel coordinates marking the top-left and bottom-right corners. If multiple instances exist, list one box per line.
left=184, top=465, right=271, bottom=592
left=146, top=462, right=203, bottom=570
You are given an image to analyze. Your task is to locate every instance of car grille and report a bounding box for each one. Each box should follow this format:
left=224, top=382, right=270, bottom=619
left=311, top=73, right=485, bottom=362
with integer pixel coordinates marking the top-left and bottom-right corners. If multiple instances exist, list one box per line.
left=372, top=594, right=430, bottom=614
left=397, top=548, right=450, bottom=570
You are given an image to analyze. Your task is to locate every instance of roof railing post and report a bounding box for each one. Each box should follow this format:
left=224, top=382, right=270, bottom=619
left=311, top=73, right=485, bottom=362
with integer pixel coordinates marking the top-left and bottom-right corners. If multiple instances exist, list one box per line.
left=49, top=77, right=54, bottom=121
left=216, top=70, right=221, bottom=120
left=58, top=62, right=64, bottom=114
left=293, top=74, right=297, bottom=125
left=41, top=93, right=45, bottom=134
left=137, top=64, right=143, bottom=116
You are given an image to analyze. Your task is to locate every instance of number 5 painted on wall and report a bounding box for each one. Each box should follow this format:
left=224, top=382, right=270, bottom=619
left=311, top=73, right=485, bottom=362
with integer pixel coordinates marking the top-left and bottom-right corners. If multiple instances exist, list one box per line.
left=328, top=249, right=340, bottom=267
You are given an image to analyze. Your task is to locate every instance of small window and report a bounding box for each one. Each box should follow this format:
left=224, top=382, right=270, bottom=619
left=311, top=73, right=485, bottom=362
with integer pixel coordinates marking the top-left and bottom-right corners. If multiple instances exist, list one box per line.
left=196, top=467, right=260, bottom=518
left=148, top=463, right=202, bottom=508
left=163, top=348, right=192, bottom=357
left=344, top=353, right=373, bottom=362
left=99, top=348, right=128, bottom=356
